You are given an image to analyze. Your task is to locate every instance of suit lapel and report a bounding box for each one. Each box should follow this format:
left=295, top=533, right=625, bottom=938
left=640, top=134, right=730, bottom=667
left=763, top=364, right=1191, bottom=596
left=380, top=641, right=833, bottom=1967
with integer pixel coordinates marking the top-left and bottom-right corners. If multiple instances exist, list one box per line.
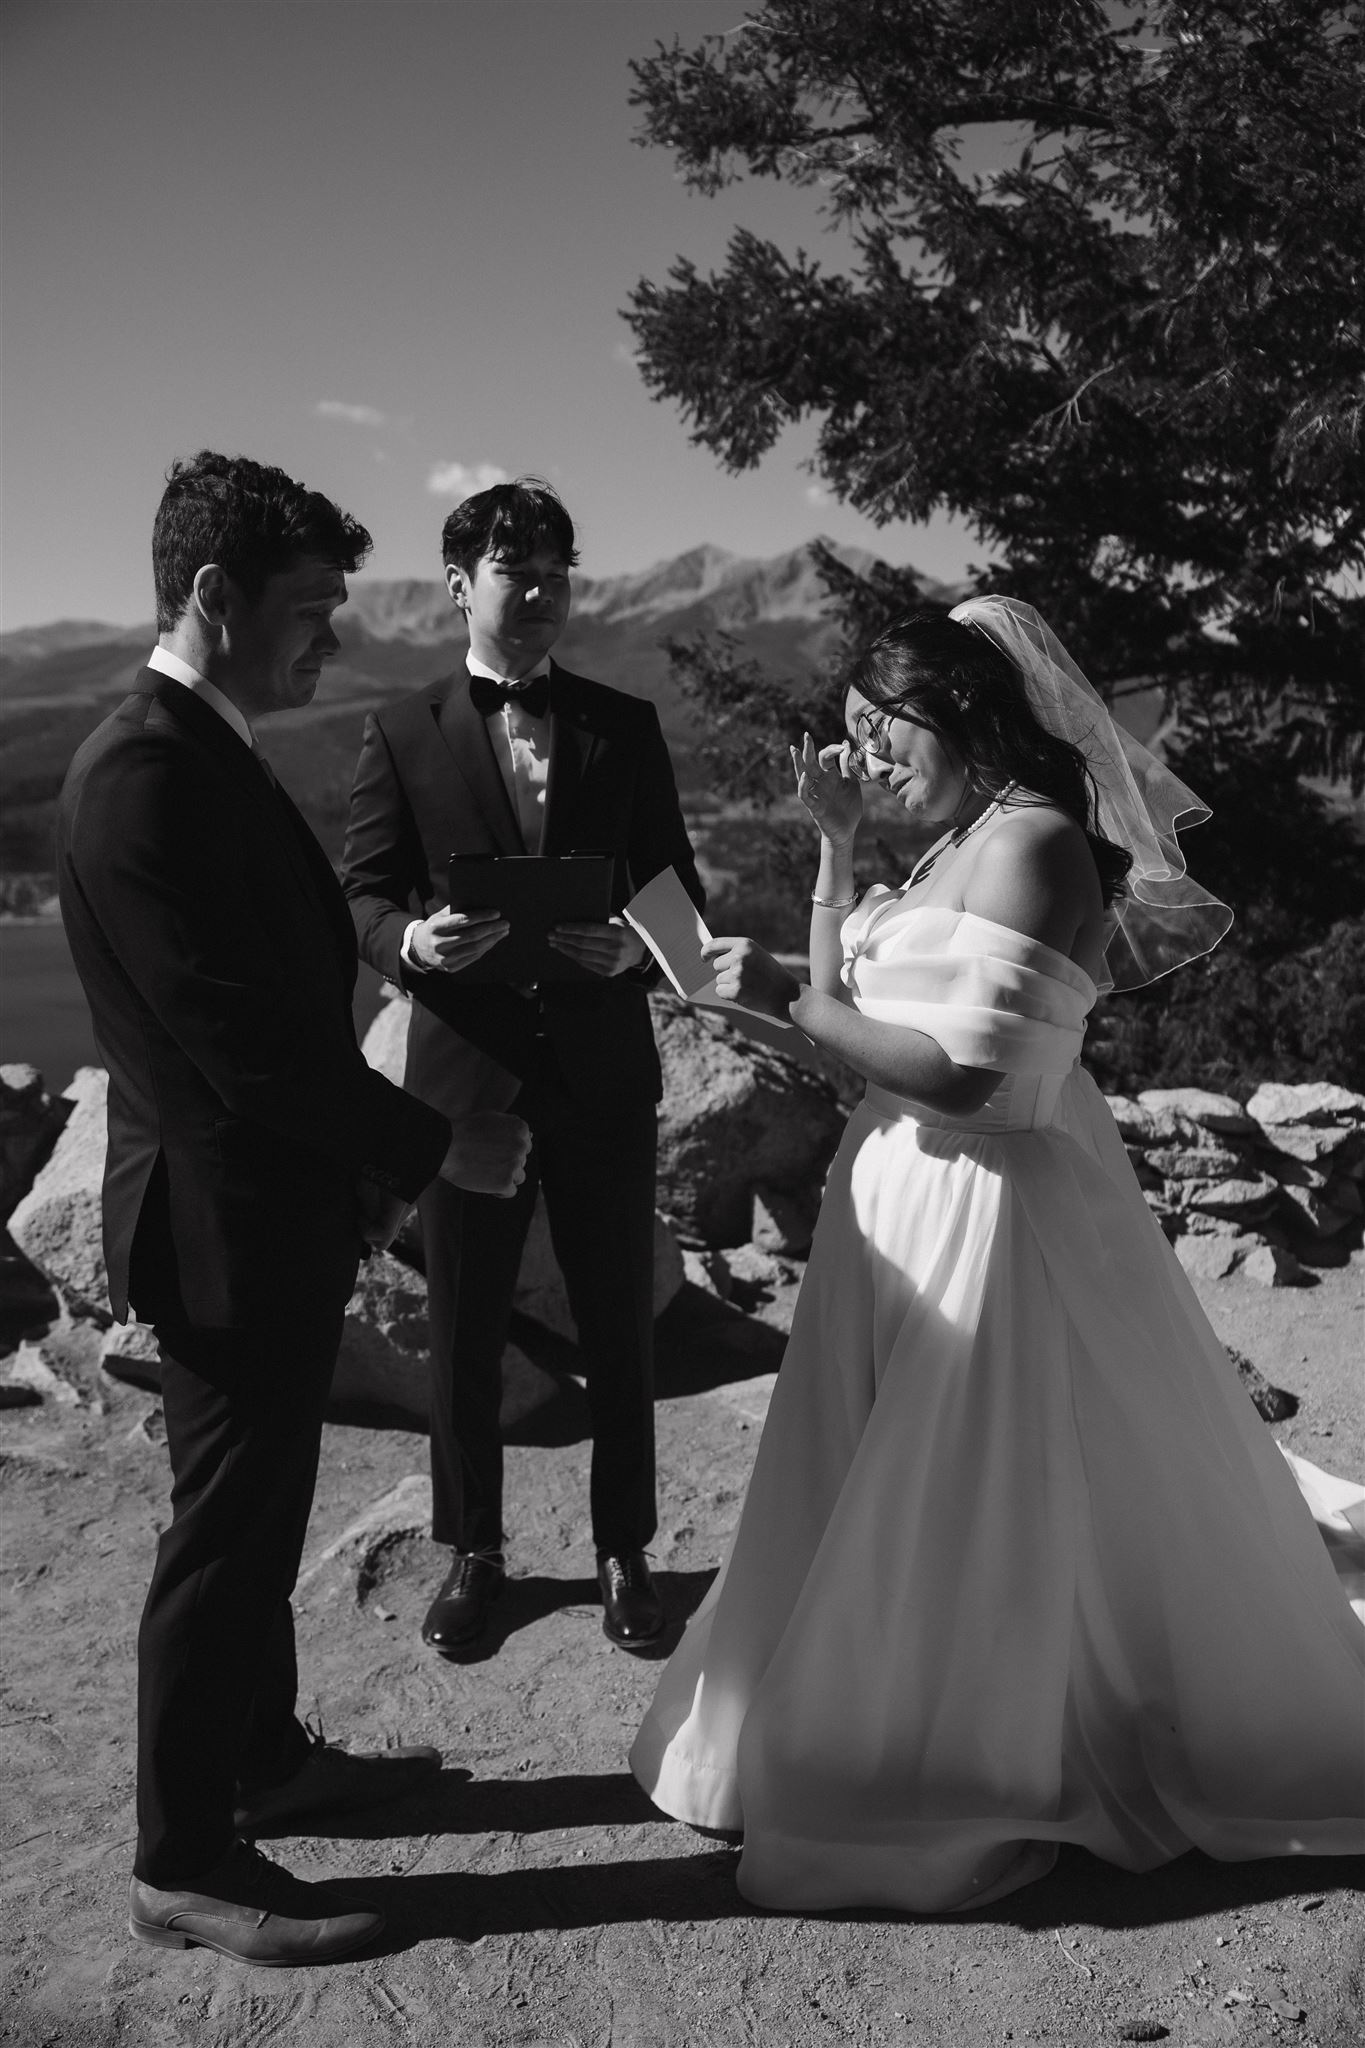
left=540, top=662, right=600, bottom=855
left=147, top=677, right=355, bottom=980
left=433, top=674, right=524, bottom=854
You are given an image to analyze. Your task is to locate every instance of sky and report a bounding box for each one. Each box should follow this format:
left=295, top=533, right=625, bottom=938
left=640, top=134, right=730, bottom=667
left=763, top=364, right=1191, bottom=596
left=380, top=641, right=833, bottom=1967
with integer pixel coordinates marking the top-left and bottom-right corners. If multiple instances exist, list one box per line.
left=0, top=0, right=982, bottom=630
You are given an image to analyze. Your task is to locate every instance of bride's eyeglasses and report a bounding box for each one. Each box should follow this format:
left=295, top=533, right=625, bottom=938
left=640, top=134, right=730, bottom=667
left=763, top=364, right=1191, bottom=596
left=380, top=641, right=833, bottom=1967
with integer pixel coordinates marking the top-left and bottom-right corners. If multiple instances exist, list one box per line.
left=846, top=700, right=919, bottom=779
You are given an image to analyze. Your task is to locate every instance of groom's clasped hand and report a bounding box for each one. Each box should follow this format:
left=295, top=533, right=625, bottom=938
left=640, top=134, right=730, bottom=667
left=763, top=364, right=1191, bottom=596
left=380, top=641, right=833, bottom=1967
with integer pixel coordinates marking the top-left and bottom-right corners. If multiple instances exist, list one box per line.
left=439, top=1109, right=533, bottom=1196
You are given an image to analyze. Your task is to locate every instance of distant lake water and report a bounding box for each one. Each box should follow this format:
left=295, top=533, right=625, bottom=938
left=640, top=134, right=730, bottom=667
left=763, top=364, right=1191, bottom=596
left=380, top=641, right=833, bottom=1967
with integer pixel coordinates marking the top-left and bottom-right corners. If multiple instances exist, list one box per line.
left=0, top=919, right=386, bottom=1095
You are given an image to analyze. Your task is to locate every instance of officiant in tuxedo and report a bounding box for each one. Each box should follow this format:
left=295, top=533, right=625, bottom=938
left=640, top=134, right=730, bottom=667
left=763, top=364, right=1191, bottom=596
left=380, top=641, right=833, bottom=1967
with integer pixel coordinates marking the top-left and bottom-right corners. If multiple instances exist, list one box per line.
left=342, top=478, right=703, bottom=1655
left=57, top=451, right=531, bottom=1967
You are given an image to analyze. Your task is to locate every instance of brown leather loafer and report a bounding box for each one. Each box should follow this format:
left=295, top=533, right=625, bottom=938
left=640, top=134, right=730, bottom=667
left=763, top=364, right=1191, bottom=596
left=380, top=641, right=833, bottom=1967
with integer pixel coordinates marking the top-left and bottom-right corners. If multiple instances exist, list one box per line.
left=421, top=1551, right=505, bottom=1653
left=129, top=1840, right=381, bottom=1967
left=597, top=1551, right=664, bottom=1647
left=234, top=1729, right=441, bottom=1834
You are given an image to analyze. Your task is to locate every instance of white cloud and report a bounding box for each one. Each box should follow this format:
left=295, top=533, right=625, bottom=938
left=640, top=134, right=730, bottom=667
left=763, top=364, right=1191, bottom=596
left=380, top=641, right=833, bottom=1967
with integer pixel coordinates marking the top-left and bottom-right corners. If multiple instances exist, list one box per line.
left=426, top=460, right=510, bottom=498
left=316, top=400, right=388, bottom=428
left=611, top=338, right=639, bottom=367
left=804, top=483, right=831, bottom=507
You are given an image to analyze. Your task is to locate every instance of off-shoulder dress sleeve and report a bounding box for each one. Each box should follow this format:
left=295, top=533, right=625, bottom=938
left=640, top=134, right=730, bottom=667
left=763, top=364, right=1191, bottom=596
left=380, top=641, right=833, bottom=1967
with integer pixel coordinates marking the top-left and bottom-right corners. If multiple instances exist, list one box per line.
left=840, top=902, right=1096, bottom=1075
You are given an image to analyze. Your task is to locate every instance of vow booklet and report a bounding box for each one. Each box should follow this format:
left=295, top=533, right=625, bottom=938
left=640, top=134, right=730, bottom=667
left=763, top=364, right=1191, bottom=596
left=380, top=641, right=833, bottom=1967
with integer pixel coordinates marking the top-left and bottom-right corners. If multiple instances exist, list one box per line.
left=624, top=867, right=796, bottom=1033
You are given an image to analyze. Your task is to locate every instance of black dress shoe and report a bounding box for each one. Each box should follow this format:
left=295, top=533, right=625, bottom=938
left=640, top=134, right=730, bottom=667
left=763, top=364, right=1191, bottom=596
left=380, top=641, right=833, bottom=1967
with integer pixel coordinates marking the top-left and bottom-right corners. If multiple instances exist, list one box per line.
left=129, top=1839, right=381, bottom=1967
left=597, top=1551, right=664, bottom=1647
left=234, top=1726, right=441, bottom=1834
left=421, top=1551, right=505, bottom=1653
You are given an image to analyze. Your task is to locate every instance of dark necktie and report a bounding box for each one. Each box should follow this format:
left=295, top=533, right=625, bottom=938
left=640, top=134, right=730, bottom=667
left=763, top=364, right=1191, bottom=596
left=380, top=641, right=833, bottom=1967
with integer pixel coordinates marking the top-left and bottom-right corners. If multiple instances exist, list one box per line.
left=469, top=671, right=550, bottom=720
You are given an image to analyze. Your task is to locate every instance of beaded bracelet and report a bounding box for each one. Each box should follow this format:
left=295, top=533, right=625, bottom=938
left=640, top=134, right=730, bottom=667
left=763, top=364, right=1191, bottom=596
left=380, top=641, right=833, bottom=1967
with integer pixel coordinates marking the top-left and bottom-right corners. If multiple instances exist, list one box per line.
left=810, top=891, right=857, bottom=909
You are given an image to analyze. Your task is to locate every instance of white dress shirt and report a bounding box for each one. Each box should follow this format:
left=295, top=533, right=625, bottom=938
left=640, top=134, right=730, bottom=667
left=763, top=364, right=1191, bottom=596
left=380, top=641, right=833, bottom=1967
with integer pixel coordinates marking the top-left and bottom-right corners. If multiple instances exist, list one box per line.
left=146, top=644, right=255, bottom=749
left=402, top=655, right=552, bottom=973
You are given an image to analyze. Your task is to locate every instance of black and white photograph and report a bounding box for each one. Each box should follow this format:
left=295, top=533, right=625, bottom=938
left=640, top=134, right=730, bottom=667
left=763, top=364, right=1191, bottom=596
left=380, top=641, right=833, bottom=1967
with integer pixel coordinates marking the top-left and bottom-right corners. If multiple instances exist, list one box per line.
left=1, top=2, right=1362, bottom=2042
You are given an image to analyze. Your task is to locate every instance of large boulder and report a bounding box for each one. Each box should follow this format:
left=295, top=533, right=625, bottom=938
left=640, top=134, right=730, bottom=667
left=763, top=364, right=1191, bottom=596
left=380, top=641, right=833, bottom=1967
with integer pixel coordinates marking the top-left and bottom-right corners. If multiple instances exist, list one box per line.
left=7, top=1067, right=110, bottom=1317
left=651, top=996, right=847, bottom=1246
left=0, top=1065, right=73, bottom=1223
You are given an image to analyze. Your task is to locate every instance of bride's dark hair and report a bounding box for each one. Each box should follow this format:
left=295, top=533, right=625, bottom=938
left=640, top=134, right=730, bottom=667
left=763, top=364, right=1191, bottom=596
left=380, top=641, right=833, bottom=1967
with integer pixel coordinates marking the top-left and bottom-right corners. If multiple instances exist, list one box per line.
left=848, top=612, right=1133, bottom=906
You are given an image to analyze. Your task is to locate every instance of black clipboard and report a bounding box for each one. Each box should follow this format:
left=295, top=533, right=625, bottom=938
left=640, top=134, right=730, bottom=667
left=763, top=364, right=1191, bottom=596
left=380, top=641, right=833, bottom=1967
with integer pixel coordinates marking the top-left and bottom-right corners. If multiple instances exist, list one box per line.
left=446, top=852, right=616, bottom=984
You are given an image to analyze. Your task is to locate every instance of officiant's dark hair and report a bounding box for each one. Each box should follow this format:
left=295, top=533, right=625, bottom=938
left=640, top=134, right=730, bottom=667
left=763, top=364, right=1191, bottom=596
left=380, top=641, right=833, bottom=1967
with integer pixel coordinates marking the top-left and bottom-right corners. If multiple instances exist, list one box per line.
left=849, top=612, right=1133, bottom=905
left=152, top=450, right=371, bottom=633
left=441, top=477, right=579, bottom=575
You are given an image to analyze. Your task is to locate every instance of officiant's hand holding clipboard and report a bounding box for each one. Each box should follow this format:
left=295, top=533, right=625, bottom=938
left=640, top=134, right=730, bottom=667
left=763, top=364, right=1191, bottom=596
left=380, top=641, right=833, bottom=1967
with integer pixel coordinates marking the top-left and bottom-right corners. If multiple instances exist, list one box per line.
left=445, top=852, right=617, bottom=984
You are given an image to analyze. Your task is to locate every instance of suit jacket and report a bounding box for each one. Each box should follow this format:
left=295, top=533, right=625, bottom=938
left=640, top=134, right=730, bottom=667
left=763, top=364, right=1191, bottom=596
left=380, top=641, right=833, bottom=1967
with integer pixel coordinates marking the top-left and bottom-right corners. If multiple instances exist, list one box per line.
left=56, top=675, right=451, bottom=1327
left=341, top=661, right=704, bottom=1118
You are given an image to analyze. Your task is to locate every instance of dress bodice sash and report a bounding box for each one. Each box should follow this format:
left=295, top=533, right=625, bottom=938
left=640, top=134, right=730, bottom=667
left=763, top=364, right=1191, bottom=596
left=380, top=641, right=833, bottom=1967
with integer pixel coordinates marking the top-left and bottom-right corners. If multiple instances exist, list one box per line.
left=864, top=1072, right=1070, bottom=1134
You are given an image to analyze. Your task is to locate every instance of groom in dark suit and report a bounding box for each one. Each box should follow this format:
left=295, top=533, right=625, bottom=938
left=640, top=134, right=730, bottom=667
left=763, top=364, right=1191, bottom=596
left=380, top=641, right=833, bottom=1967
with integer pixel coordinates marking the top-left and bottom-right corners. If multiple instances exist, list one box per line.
left=342, top=478, right=703, bottom=1655
left=57, top=451, right=530, bottom=1967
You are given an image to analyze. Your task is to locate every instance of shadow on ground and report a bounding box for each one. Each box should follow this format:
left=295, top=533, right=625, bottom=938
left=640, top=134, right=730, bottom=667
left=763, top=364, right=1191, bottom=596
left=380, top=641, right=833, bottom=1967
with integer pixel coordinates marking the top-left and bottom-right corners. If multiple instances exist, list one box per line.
left=319, top=1843, right=1365, bottom=1957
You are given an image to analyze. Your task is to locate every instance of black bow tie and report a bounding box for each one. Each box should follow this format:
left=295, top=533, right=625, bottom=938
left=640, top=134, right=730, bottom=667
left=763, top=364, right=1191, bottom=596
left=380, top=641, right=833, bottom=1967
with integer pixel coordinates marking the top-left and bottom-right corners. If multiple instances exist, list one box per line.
left=469, top=671, right=550, bottom=720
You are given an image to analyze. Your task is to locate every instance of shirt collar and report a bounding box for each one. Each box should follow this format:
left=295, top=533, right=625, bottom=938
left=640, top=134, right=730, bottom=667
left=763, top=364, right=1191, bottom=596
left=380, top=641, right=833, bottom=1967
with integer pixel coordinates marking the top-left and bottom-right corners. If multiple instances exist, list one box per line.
left=147, top=645, right=255, bottom=750
left=466, top=652, right=552, bottom=690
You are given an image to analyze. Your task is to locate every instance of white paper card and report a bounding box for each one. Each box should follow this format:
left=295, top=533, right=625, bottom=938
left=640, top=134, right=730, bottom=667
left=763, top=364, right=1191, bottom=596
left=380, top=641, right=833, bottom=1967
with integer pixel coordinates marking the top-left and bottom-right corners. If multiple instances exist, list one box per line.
left=622, top=866, right=715, bottom=999
left=624, top=868, right=796, bottom=1032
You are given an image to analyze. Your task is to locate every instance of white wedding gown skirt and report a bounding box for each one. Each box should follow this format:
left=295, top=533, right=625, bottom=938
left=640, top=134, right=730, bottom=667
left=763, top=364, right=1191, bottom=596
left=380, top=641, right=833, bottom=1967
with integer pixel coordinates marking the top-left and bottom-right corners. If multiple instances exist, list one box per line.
left=631, top=905, right=1365, bottom=1912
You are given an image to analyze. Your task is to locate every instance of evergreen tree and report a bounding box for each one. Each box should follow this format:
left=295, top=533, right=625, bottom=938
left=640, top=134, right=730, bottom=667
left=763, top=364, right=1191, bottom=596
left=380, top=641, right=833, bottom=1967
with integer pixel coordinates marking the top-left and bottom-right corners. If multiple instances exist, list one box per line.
left=627, top=0, right=1365, bottom=1088
left=628, top=0, right=1365, bottom=784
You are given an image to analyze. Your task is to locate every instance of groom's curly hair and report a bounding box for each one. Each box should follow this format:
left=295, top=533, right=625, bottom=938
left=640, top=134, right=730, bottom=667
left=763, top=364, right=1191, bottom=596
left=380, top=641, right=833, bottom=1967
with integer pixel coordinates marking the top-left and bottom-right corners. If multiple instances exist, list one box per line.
left=849, top=612, right=1133, bottom=906
left=440, top=477, right=579, bottom=575
left=152, top=451, right=371, bottom=633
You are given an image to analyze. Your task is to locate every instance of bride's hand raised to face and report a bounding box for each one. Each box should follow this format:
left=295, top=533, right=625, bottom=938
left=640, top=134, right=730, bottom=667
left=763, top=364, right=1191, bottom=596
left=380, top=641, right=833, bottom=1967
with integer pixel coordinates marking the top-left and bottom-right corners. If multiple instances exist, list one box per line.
left=702, top=936, right=802, bottom=1021
left=790, top=730, right=862, bottom=845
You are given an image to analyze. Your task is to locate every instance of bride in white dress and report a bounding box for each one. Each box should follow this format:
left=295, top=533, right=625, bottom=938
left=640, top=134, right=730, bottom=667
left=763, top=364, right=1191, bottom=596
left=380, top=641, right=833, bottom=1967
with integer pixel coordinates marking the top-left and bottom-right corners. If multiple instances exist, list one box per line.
left=630, top=600, right=1365, bottom=1913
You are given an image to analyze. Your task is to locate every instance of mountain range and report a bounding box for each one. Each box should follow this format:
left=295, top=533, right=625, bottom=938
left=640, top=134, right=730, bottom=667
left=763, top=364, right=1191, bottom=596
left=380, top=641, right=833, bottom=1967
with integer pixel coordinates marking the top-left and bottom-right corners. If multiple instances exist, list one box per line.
left=1, top=540, right=960, bottom=871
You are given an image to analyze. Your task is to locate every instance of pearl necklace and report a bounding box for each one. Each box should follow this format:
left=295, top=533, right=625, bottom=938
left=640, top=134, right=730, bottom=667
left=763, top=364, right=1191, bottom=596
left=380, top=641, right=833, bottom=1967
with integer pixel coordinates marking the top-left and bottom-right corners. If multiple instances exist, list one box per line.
left=905, top=781, right=1018, bottom=891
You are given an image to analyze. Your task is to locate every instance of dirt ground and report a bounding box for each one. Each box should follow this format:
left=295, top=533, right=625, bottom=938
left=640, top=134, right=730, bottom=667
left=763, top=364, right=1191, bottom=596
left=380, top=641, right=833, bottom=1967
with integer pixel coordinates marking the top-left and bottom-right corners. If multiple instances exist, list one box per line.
left=1, top=1256, right=1362, bottom=2048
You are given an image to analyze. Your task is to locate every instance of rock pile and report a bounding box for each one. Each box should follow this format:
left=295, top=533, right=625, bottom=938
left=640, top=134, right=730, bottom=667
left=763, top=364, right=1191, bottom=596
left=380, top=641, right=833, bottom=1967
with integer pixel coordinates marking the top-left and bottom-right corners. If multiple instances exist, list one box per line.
left=3, top=1001, right=1358, bottom=1423
left=1111, top=1083, right=1365, bottom=1285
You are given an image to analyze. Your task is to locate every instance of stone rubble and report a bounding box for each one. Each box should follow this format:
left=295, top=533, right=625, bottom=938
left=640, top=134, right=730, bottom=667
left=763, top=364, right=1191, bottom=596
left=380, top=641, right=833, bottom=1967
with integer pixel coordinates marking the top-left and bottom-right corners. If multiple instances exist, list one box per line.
left=1117, top=1083, right=1365, bottom=1288
left=1, top=1337, right=91, bottom=1409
